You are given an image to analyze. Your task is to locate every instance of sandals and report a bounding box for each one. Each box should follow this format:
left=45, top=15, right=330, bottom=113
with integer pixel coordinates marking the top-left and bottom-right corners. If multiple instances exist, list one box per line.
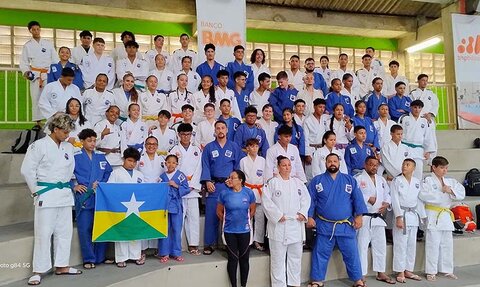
left=396, top=276, right=406, bottom=283
left=83, top=263, right=95, bottom=269
left=426, top=274, right=436, bottom=281
left=308, top=282, right=324, bottom=287
left=405, top=273, right=422, bottom=281
left=444, top=273, right=458, bottom=280
left=135, top=253, right=146, bottom=265
left=27, top=274, right=41, bottom=285
left=376, top=276, right=396, bottom=284
left=116, top=261, right=127, bottom=268
left=188, top=248, right=202, bottom=256
left=159, top=255, right=169, bottom=263
left=203, top=246, right=214, bottom=255
left=54, top=267, right=82, bottom=275
left=352, top=283, right=366, bottom=287
left=104, top=259, right=115, bottom=264
left=253, top=242, right=265, bottom=251
left=171, top=256, right=184, bottom=262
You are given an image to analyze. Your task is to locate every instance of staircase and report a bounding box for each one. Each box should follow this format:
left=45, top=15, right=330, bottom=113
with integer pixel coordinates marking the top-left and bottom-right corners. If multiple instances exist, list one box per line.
left=0, top=129, right=480, bottom=286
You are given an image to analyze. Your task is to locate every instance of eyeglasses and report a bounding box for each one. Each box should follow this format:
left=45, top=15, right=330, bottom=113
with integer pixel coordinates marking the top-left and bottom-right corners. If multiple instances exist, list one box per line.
left=145, top=143, right=158, bottom=146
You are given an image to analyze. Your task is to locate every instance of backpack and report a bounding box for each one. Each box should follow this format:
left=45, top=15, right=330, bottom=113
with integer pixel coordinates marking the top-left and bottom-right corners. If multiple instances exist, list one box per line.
left=11, top=126, right=45, bottom=154
left=474, top=138, right=480, bottom=148
left=451, top=204, right=477, bottom=232
left=465, top=168, right=480, bottom=196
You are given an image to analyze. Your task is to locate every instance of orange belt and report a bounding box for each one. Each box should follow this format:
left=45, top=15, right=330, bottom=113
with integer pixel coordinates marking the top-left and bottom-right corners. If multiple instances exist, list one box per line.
left=245, top=182, right=263, bottom=196
left=172, top=113, right=183, bottom=123
left=31, top=67, right=49, bottom=88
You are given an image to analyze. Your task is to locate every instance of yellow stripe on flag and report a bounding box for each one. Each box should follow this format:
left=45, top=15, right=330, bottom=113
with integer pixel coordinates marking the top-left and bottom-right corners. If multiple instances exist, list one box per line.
left=92, top=211, right=126, bottom=241
left=139, top=210, right=169, bottom=236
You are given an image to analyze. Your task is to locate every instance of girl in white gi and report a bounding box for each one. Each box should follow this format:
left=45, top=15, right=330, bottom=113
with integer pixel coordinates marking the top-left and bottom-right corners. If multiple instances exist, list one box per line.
left=108, top=147, right=145, bottom=267
left=311, top=131, right=347, bottom=176
left=195, top=103, right=216, bottom=150
left=249, top=72, right=271, bottom=110
left=239, top=138, right=266, bottom=251
left=374, top=103, right=395, bottom=149
left=256, top=104, right=278, bottom=148
left=173, top=56, right=201, bottom=93
left=21, top=113, right=81, bottom=285
left=169, top=123, right=203, bottom=255
left=192, top=75, right=216, bottom=124
left=94, top=105, right=122, bottom=167
left=139, top=75, right=169, bottom=129
left=120, top=103, right=147, bottom=154
left=150, top=110, right=177, bottom=159
left=83, top=74, right=115, bottom=126
left=325, top=103, right=354, bottom=149
left=419, top=156, right=465, bottom=281
left=137, top=136, right=165, bottom=257
left=149, top=53, right=174, bottom=92
left=217, top=170, right=256, bottom=287
left=262, top=155, right=310, bottom=287
left=112, top=73, right=140, bottom=121
left=65, top=97, right=93, bottom=149
left=355, top=156, right=394, bottom=284
left=250, top=48, right=271, bottom=89
left=390, top=158, right=426, bottom=283
left=169, top=73, right=194, bottom=124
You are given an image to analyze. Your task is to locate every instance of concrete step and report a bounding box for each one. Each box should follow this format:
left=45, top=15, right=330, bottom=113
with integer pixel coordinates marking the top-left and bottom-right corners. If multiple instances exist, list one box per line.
left=0, top=184, right=34, bottom=227
left=436, top=130, right=479, bottom=149
left=0, top=130, right=22, bottom=153
left=0, top=234, right=480, bottom=287
left=435, top=149, right=480, bottom=172
left=0, top=153, right=25, bottom=185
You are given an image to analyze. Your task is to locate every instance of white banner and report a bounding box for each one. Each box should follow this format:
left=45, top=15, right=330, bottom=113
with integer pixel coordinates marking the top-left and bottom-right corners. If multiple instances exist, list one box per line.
left=452, top=14, right=480, bottom=129
left=196, top=0, right=246, bottom=66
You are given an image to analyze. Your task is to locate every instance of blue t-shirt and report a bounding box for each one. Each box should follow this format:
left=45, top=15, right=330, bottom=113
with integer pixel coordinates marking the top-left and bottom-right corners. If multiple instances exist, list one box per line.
left=218, top=187, right=256, bottom=233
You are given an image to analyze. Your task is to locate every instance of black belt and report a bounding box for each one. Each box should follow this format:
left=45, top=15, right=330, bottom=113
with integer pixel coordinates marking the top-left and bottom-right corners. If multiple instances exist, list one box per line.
left=211, top=177, right=228, bottom=184
left=363, top=212, right=387, bottom=228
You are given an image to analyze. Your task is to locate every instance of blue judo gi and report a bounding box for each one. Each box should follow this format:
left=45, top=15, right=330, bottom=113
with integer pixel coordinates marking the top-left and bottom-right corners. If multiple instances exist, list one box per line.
left=158, top=170, right=190, bottom=257
left=218, top=115, right=241, bottom=142
left=365, top=93, right=387, bottom=120
left=388, top=94, right=411, bottom=122
left=196, top=60, right=224, bottom=86
left=344, top=140, right=373, bottom=175
left=352, top=115, right=380, bottom=150
left=312, top=72, right=329, bottom=96
left=325, top=92, right=354, bottom=118
left=47, top=61, right=84, bottom=90
left=274, top=123, right=306, bottom=156
left=233, top=123, right=269, bottom=157
left=268, top=87, right=298, bottom=123
left=233, top=88, right=251, bottom=119
left=200, top=140, right=241, bottom=246
left=73, top=149, right=112, bottom=264
left=308, top=172, right=367, bottom=282
left=225, top=60, right=254, bottom=93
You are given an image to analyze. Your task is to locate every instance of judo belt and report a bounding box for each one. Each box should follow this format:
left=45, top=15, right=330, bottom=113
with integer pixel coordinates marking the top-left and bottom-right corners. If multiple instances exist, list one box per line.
left=316, top=214, right=352, bottom=241
left=309, top=144, right=322, bottom=149
left=75, top=188, right=95, bottom=217
left=187, top=175, right=193, bottom=181
left=400, top=205, right=420, bottom=235
left=172, top=113, right=183, bottom=123
left=142, top=115, right=158, bottom=121
left=401, top=141, right=423, bottom=149
left=97, top=147, right=120, bottom=154
left=212, top=177, right=228, bottom=184
left=363, top=212, right=387, bottom=229
left=425, top=204, right=455, bottom=224
left=244, top=182, right=263, bottom=197
left=335, top=143, right=348, bottom=150
left=30, top=67, right=49, bottom=88
left=134, top=84, right=145, bottom=91
left=32, top=181, right=71, bottom=198
left=72, top=141, right=83, bottom=148
left=156, top=150, right=168, bottom=156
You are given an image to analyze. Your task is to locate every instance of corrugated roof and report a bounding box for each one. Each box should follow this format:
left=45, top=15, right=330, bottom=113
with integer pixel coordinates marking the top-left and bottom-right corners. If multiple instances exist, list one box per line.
left=246, top=0, right=442, bottom=18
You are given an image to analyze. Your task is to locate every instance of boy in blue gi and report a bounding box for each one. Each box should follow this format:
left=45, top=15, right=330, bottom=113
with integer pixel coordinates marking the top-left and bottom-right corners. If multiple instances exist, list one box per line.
left=365, top=77, right=387, bottom=120
left=218, top=99, right=241, bottom=142
left=73, top=128, right=112, bottom=269
left=234, top=105, right=269, bottom=157
left=157, top=154, right=190, bottom=263
left=196, top=43, right=224, bottom=86
left=388, top=81, right=411, bottom=122
left=233, top=71, right=251, bottom=118
left=201, top=120, right=242, bottom=255
left=307, top=153, right=367, bottom=287
left=352, top=100, right=380, bottom=151
left=345, top=126, right=373, bottom=175
left=225, top=45, right=254, bottom=93
left=269, top=71, right=298, bottom=123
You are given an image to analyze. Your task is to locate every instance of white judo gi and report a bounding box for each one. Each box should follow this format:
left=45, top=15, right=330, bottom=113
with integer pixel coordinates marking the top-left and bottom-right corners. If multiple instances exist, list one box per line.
left=356, top=67, right=384, bottom=97
left=380, top=140, right=409, bottom=178
left=303, top=113, right=329, bottom=180
left=410, top=88, right=439, bottom=159
left=262, top=175, right=310, bottom=287
left=215, top=87, right=242, bottom=120
left=108, top=167, right=145, bottom=262
left=297, top=89, right=324, bottom=116
left=38, top=80, right=82, bottom=120
left=251, top=63, right=270, bottom=89
left=311, top=146, right=348, bottom=177
left=383, top=74, right=409, bottom=98
left=172, top=70, right=201, bottom=93
left=150, top=127, right=177, bottom=159
left=240, top=154, right=266, bottom=244
left=116, top=57, right=149, bottom=87
left=170, top=143, right=202, bottom=246
left=286, top=69, right=304, bottom=91
left=94, top=119, right=122, bottom=166
left=167, top=89, right=194, bottom=123
left=20, top=136, right=75, bottom=273
left=119, top=118, right=147, bottom=153
left=249, top=89, right=271, bottom=111
left=195, top=119, right=216, bottom=149
left=145, top=49, right=171, bottom=71
left=390, top=175, right=426, bottom=272
left=82, top=88, right=115, bottom=125
left=71, top=45, right=93, bottom=66
left=191, top=90, right=215, bottom=124
left=325, top=116, right=354, bottom=146
left=419, top=174, right=465, bottom=275
left=171, top=48, right=198, bottom=74
left=79, top=53, right=115, bottom=90
left=111, top=87, right=140, bottom=120
left=265, top=143, right=307, bottom=183
left=139, top=90, right=168, bottom=128
left=20, top=38, right=58, bottom=121
left=256, top=118, right=278, bottom=148
left=355, top=170, right=391, bottom=276
left=149, top=68, right=175, bottom=92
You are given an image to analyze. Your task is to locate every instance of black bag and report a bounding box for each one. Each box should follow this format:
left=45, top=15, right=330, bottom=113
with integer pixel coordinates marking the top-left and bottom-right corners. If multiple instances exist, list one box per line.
left=11, top=126, right=45, bottom=154
left=474, top=138, right=480, bottom=148
left=476, top=204, right=480, bottom=229
left=465, top=168, right=480, bottom=196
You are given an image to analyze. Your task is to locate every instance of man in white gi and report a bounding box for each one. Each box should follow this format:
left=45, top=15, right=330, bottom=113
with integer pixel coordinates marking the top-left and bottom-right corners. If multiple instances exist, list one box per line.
left=419, top=156, right=465, bottom=281
left=171, top=33, right=198, bottom=73
left=383, top=60, right=409, bottom=98
left=79, top=38, right=115, bottom=90
left=263, top=155, right=310, bottom=287
left=38, top=67, right=82, bottom=120
left=110, top=31, right=142, bottom=62
left=286, top=55, right=304, bottom=91
left=355, top=157, right=394, bottom=284
left=145, top=35, right=170, bottom=71
left=365, top=47, right=384, bottom=72
left=356, top=54, right=384, bottom=97
left=20, top=21, right=58, bottom=126
left=71, top=30, right=93, bottom=65
left=116, top=41, right=149, bottom=88
left=21, top=113, right=82, bottom=285
left=265, top=125, right=306, bottom=183
left=303, top=98, right=328, bottom=181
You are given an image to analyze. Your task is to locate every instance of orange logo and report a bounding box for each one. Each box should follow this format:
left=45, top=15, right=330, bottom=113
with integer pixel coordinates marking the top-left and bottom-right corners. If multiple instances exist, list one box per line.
left=457, top=35, right=480, bottom=54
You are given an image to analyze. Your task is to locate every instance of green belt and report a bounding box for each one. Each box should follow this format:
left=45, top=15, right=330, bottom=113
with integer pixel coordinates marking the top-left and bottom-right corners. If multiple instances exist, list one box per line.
left=79, top=188, right=95, bottom=206
left=134, top=84, right=145, bottom=90
left=401, top=141, right=423, bottom=148
left=32, top=181, right=71, bottom=198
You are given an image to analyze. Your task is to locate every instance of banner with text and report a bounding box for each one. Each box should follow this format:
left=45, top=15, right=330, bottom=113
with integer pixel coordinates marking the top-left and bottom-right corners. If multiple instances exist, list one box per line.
left=196, top=0, right=246, bottom=66
left=452, top=14, right=480, bottom=129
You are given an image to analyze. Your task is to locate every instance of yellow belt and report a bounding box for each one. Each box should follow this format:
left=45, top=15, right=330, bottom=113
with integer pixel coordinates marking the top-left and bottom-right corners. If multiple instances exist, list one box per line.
left=156, top=150, right=168, bottom=156
left=142, top=115, right=158, bottom=121
left=317, top=214, right=352, bottom=241
left=425, top=204, right=454, bottom=224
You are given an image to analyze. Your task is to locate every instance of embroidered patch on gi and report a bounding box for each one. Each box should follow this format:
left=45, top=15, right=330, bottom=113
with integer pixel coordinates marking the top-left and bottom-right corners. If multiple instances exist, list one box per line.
left=345, top=184, right=352, bottom=194
left=366, top=149, right=371, bottom=156
left=370, top=126, right=374, bottom=132
left=428, top=96, right=431, bottom=100
left=256, top=169, right=263, bottom=177
left=197, top=98, right=202, bottom=103
left=350, top=147, right=357, bottom=154
left=194, top=151, right=199, bottom=156
left=108, top=63, right=112, bottom=67
left=187, top=99, right=191, bottom=103
left=256, top=135, right=262, bottom=142
left=51, top=93, right=57, bottom=99
left=178, top=174, right=186, bottom=182
left=290, top=156, right=294, bottom=161
left=85, top=98, right=92, bottom=105
left=421, top=124, right=425, bottom=128
left=233, top=123, right=239, bottom=130
left=139, top=161, right=144, bottom=168
left=360, top=181, right=366, bottom=189
left=433, top=184, right=438, bottom=190
left=140, top=126, right=145, bottom=132
left=105, top=100, right=111, bottom=106
left=137, top=64, right=141, bottom=68
left=405, top=102, right=410, bottom=107
left=156, top=98, right=161, bottom=103
left=99, top=161, right=107, bottom=169
left=404, top=151, right=409, bottom=157
left=382, top=182, right=385, bottom=188
left=243, top=70, right=249, bottom=78
left=169, top=139, right=174, bottom=145
left=41, top=48, right=46, bottom=53
left=274, top=190, right=282, bottom=197
left=212, top=150, right=219, bottom=158
left=52, top=66, right=57, bottom=73
left=225, top=150, right=233, bottom=157
left=244, top=95, right=249, bottom=103
left=137, top=177, right=143, bottom=183
left=297, top=189, right=302, bottom=196
left=64, top=153, right=69, bottom=160
left=415, top=183, right=420, bottom=189
left=316, top=183, right=323, bottom=192
left=289, top=94, right=296, bottom=101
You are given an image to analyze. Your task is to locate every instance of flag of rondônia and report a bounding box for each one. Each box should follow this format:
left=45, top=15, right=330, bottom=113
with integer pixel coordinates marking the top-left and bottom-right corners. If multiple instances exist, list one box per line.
left=92, top=183, right=168, bottom=242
